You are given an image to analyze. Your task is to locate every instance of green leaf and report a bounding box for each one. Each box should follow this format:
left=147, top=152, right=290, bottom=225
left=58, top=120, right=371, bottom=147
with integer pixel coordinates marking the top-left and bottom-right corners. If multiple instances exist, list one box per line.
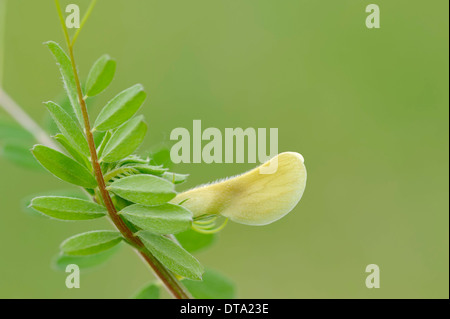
left=133, top=283, right=160, bottom=299
left=138, top=231, right=204, bottom=280
left=120, top=203, right=192, bottom=234
left=53, top=134, right=90, bottom=168
left=85, top=55, right=116, bottom=97
left=162, top=172, right=189, bottom=184
left=183, top=268, right=236, bottom=299
left=176, top=229, right=217, bottom=253
left=100, top=116, right=147, bottom=163
left=44, top=95, right=76, bottom=135
left=0, top=119, right=33, bottom=142
left=32, top=145, right=97, bottom=188
left=60, top=230, right=122, bottom=256
left=1, top=143, right=42, bottom=170
left=30, top=196, right=107, bottom=220
left=52, top=245, right=120, bottom=272
left=94, top=84, right=146, bottom=131
left=108, top=174, right=176, bottom=206
left=46, top=41, right=83, bottom=126
left=21, top=189, right=89, bottom=219
left=45, top=101, right=90, bottom=157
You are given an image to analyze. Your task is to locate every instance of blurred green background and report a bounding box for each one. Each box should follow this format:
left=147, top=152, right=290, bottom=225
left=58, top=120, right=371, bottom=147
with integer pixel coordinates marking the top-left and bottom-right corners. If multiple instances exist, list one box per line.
left=0, top=0, right=448, bottom=298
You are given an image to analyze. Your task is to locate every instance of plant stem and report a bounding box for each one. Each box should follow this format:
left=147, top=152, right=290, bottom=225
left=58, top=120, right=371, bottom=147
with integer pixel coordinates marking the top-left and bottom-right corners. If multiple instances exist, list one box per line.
left=0, top=88, right=59, bottom=149
left=54, top=0, right=192, bottom=299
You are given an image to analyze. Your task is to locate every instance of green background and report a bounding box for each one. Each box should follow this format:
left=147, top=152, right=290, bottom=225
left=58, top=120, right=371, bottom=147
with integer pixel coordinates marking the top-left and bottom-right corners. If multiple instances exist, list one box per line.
left=0, top=0, right=448, bottom=298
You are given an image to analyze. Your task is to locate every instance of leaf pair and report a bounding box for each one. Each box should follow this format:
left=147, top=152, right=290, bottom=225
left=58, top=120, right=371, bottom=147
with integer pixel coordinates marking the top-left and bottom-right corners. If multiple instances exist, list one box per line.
left=91, top=85, right=148, bottom=162
left=46, top=42, right=148, bottom=167
left=105, top=174, right=200, bottom=280
left=48, top=42, right=146, bottom=127
left=47, top=42, right=117, bottom=123
left=109, top=174, right=192, bottom=234
left=58, top=229, right=203, bottom=281
left=29, top=195, right=121, bottom=269
left=109, top=174, right=192, bottom=235
left=85, top=54, right=149, bottom=163
left=46, top=102, right=148, bottom=171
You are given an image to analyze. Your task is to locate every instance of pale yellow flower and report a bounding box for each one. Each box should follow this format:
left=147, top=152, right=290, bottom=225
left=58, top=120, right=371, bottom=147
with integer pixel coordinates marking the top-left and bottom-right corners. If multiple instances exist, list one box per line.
left=172, top=152, right=307, bottom=226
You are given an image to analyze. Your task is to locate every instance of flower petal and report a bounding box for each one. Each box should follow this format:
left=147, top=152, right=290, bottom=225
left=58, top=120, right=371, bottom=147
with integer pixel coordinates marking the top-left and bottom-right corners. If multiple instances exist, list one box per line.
left=171, top=152, right=307, bottom=225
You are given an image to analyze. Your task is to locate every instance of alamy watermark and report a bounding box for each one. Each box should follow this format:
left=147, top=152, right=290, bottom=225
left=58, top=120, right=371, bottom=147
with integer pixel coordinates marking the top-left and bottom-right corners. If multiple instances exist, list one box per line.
left=365, top=264, right=380, bottom=288
left=65, top=264, right=80, bottom=289
left=170, top=120, right=279, bottom=174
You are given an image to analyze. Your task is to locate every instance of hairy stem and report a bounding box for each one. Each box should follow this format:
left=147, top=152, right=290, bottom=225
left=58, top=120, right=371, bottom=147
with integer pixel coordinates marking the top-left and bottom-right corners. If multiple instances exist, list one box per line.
left=54, top=0, right=192, bottom=299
